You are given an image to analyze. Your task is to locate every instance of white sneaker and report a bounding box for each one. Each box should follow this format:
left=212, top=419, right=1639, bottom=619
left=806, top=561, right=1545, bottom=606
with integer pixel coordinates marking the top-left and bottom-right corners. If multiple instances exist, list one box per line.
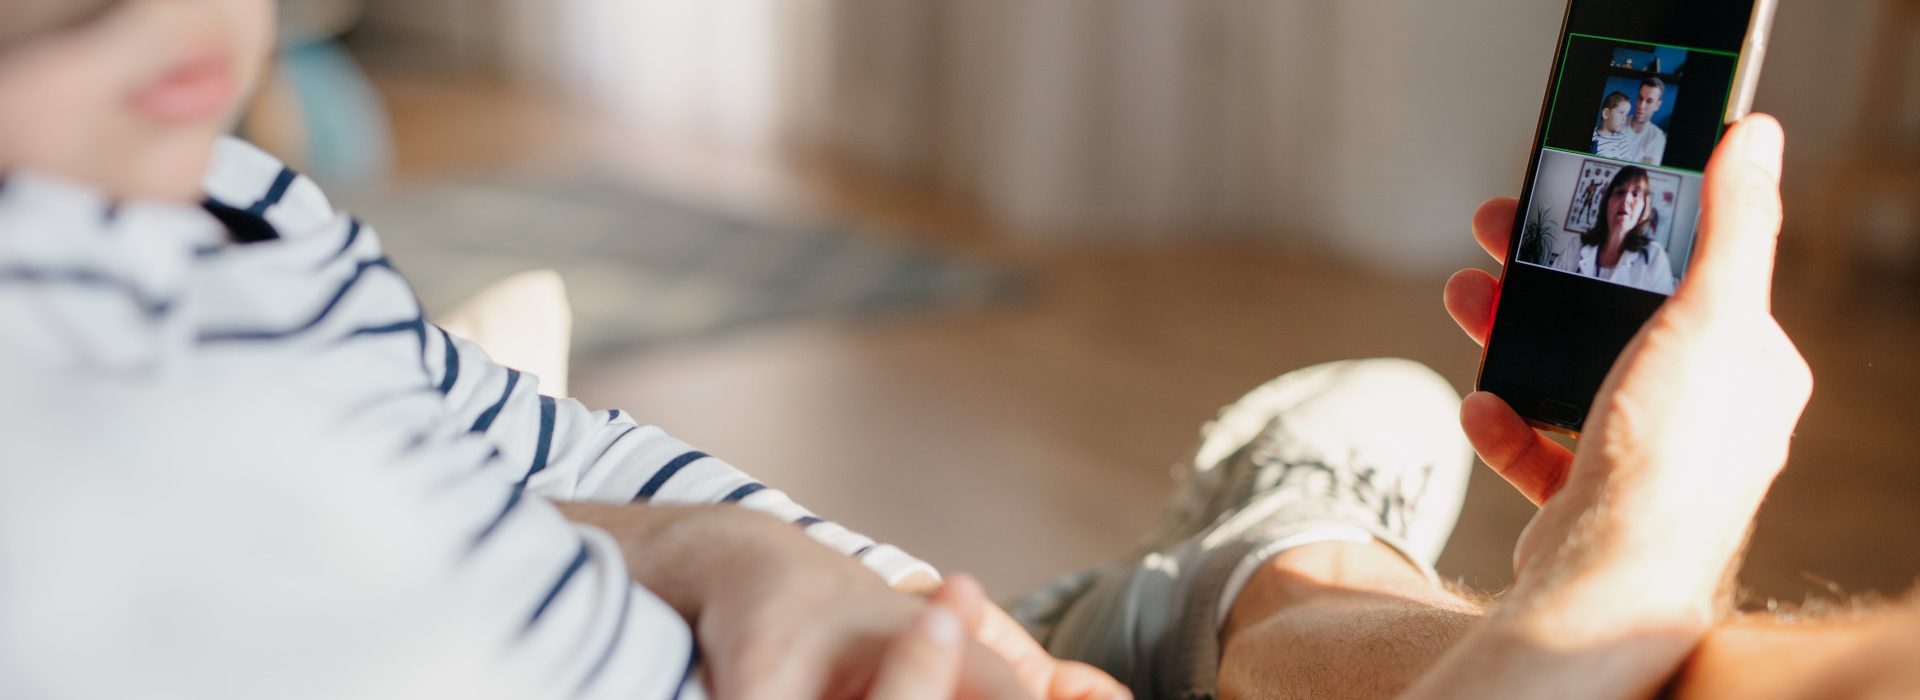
left=1012, top=359, right=1472, bottom=699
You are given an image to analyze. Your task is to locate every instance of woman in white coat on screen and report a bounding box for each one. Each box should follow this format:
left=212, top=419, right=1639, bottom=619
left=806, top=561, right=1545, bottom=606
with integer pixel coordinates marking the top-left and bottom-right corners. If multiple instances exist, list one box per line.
left=1555, top=165, right=1678, bottom=295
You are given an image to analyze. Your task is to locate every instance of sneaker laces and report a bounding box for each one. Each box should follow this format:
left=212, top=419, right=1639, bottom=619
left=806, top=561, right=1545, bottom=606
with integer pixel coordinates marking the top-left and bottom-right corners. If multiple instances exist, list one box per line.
left=1244, top=428, right=1437, bottom=540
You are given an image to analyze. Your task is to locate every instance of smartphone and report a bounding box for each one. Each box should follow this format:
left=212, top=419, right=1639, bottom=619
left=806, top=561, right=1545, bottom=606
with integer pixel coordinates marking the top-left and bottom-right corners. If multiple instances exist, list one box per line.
left=1476, top=0, right=1778, bottom=434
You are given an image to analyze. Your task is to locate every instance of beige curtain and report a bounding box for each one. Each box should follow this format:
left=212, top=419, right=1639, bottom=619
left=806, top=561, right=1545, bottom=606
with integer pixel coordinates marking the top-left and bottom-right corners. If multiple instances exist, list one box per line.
left=789, top=0, right=1570, bottom=272
left=514, top=0, right=1875, bottom=274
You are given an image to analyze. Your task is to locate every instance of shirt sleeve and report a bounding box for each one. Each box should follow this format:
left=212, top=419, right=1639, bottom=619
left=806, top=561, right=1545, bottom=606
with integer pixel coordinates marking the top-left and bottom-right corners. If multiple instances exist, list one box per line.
left=0, top=194, right=704, bottom=700
left=0, top=381, right=715, bottom=700
left=423, top=325, right=936, bottom=586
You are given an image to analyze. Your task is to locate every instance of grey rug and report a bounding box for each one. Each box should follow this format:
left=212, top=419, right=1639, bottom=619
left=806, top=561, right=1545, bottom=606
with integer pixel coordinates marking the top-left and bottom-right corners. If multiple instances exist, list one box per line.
left=344, top=175, right=1026, bottom=358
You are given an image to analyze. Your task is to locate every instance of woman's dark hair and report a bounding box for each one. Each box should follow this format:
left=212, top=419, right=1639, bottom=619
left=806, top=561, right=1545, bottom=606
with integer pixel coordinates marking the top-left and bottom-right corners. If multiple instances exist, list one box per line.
left=1581, top=165, right=1655, bottom=253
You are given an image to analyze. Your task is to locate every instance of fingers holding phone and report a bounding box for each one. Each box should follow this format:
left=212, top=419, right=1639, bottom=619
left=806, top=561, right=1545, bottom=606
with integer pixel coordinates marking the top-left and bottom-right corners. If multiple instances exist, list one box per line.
left=1454, top=115, right=1811, bottom=623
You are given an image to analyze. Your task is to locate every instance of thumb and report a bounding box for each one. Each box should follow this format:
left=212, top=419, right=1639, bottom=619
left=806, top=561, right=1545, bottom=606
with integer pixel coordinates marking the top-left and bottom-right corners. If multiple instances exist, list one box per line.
left=1676, top=114, right=1785, bottom=316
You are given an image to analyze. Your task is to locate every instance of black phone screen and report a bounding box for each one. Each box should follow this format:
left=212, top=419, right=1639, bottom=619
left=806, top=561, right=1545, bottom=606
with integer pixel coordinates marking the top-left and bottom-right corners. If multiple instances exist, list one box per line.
left=1478, top=0, right=1759, bottom=432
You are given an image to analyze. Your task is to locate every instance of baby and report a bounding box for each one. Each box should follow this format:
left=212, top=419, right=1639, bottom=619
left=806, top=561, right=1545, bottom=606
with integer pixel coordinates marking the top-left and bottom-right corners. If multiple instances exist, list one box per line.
left=0, top=2, right=1106, bottom=699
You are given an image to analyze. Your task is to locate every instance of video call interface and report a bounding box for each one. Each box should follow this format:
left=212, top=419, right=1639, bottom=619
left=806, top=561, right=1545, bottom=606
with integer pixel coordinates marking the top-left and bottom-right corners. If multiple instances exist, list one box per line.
left=1514, top=32, right=1739, bottom=296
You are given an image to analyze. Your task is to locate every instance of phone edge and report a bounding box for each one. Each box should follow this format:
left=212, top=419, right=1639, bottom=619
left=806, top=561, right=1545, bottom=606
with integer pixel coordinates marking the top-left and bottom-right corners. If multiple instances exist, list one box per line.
left=1725, top=0, right=1779, bottom=123
left=1472, top=0, right=1580, bottom=430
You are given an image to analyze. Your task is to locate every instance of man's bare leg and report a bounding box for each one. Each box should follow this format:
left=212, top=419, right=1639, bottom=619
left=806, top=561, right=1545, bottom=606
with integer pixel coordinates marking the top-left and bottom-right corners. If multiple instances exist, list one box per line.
left=1671, top=607, right=1920, bottom=699
left=1217, top=540, right=1920, bottom=700
left=1218, top=540, right=1482, bottom=700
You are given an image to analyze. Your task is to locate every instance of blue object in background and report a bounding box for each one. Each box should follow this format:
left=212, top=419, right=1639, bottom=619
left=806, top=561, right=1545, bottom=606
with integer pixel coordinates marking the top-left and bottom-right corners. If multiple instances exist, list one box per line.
left=1598, top=46, right=1688, bottom=131
left=280, top=39, right=393, bottom=186
left=1611, top=46, right=1689, bottom=76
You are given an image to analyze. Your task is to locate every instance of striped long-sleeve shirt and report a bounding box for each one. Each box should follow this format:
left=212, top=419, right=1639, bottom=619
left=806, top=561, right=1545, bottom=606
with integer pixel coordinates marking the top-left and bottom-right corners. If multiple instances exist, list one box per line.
left=0, top=138, right=934, bottom=699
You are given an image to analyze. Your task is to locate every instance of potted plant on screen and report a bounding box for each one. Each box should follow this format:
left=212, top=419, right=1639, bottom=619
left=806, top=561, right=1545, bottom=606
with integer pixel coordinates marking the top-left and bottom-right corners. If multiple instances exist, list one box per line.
left=1517, top=207, right=1560, bottom=267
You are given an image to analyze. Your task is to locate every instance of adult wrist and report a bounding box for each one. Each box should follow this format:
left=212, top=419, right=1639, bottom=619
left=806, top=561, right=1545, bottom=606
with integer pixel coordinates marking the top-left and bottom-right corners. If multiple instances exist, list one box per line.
left=1521, top=470, right=1756, bottom=613
left=1510, top=514, right=1729, bottom=630
left=1508, top=561, right=1720, bottom=639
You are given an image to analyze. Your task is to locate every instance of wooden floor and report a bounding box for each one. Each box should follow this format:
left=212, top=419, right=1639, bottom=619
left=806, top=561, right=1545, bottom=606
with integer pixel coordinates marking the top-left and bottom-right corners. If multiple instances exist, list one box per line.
left=377, top=75, right=1920, bottom=606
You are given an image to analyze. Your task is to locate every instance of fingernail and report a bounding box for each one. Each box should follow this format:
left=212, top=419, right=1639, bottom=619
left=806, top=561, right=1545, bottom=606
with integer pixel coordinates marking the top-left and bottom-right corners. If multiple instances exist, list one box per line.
left=1737, top=119, right=1783, bottom=181
left=918, top=605, right=962, bottom=648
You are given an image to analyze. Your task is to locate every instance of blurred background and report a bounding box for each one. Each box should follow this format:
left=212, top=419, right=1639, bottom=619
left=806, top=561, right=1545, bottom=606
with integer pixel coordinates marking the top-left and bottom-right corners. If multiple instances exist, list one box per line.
left=255, top=0, right=1920, bottom=604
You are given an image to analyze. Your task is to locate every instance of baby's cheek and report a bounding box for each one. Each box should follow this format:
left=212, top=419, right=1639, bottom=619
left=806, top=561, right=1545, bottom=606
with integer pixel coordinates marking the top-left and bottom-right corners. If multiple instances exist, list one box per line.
left=122, top=128, right=223, bottom=201
left=0, top=39, right=122, bottom=154
left=0, top=79, right=108, bottom=175
left=225, top=0, right=276, bottom=96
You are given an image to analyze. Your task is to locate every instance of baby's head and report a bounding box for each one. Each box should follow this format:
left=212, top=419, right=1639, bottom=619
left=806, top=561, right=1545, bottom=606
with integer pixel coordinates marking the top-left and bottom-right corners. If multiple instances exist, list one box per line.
left=1599, top=92, right=1632, bottom=134
left=0, top=0, right=274, bottom=201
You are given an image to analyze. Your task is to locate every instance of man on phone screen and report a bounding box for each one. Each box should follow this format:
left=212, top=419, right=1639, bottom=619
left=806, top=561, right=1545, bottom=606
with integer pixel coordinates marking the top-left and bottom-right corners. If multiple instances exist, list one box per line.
left=1625, top=77, right=1670, bottom=165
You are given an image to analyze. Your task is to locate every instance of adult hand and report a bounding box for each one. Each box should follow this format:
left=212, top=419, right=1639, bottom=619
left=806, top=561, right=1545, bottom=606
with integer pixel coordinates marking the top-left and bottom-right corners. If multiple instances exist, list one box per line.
left=1442, top=115, right=1812, bottom=621
left=559, top=504, right=1033, bottom=700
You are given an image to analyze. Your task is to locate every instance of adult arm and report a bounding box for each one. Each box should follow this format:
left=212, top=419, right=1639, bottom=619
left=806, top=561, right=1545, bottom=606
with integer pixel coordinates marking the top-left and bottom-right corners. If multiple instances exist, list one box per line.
left=1672, top=608, right=1920, bottom=699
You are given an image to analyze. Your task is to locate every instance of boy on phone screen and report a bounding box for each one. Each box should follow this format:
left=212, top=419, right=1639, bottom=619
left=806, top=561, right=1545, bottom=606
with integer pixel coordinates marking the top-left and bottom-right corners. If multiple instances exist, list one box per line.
left=1592, top=91, right=1636, bottom=159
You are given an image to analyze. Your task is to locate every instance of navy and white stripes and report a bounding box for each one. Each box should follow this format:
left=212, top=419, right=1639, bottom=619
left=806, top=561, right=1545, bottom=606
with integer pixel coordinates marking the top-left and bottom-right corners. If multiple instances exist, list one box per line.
left=0, top=137, right=930, bottom=700
left=528, top=540, right=593, bottom=628
left=428, top=325, right=930, bottom=576
left=635, top=451, right=707, bottom=500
